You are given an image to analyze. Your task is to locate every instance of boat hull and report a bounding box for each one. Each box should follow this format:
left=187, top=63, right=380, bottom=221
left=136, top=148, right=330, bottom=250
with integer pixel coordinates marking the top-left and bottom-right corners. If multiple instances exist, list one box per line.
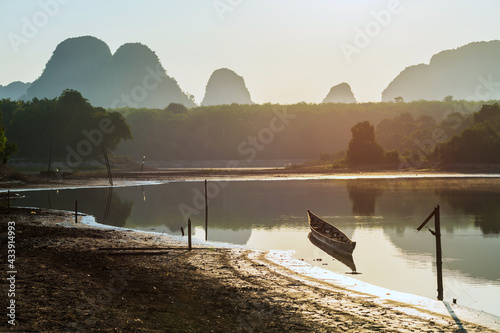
left=308, top=210, right=356, bottom=256
left=309, top=228, right=356, bottom=255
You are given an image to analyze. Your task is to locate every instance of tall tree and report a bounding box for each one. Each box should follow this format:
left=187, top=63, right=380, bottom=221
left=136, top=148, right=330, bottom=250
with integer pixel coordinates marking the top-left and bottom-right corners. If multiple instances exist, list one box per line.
left=346, top=121, right=384, bottom=166
left=7, top=90, right=131, bottom=161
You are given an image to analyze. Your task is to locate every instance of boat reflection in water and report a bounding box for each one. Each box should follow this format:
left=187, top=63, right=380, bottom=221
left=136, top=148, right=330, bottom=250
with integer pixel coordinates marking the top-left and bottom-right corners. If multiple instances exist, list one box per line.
left=308, top=232, right=358, bottom=273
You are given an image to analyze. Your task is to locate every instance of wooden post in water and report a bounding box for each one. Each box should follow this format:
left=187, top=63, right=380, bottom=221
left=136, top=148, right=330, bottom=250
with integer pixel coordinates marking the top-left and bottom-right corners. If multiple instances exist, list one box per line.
left=188, top=218, right=192, bottom=251
left=7, top=190, right=10, bottom=208
left=417, top=205, right=443, bottom=301
left=435, top=206, right=443, bottom=301
left=204, top=180, right=208, bottom=241
left=75, top=200, right=78, bottom=224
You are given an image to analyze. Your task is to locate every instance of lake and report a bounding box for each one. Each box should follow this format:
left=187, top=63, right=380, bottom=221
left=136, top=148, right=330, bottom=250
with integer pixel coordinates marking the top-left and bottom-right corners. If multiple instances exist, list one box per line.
left=12, top=176, right=500, bottom=317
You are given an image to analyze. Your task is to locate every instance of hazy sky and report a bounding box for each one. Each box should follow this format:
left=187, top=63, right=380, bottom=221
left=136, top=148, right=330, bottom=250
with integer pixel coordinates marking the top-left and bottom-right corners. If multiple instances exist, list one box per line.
left=1, top=0, right=500, bottom=104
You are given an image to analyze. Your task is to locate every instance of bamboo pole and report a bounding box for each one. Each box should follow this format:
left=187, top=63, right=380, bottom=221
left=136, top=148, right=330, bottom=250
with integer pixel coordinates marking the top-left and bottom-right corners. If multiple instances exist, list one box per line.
left=205, top=180, right=208, bottom=241
left=188, top=218, right=192, bottom=251
left=417, top=205, right=443, bottom=301
left=435, top=205, right=443, bottom=301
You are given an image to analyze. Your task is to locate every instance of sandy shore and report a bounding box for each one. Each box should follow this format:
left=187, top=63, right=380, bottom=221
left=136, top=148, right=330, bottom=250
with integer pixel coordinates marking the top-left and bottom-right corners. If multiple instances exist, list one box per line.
left=1, top=205, right=499, bottom=332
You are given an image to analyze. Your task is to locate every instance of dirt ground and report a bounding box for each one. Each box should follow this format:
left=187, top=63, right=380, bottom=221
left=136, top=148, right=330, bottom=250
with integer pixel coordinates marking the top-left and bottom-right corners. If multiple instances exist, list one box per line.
left=0, top=207, right=496, bottom=332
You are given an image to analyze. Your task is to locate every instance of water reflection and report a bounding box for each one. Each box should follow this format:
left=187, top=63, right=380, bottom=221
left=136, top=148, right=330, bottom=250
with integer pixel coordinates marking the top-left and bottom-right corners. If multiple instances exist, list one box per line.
left=343, top=179, right=500, bottom=237
left=347, top=181, right=384, bottom=216
left=308, top=232, right=357, bottom=272
left=27, top=188, right=133, bottom=227
left=14, top=179, right=500, bottom=237
left=438, top=188, right=500, bottom=235
left=104, top=192, right=133, bottom=228
left=202, top=228, right=252, bottom=245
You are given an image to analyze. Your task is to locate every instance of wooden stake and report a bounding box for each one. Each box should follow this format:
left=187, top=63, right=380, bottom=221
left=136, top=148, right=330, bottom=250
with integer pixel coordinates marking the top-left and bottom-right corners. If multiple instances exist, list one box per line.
left=417, top=205, right=443, bottom=301
left=435, top=206, right=443, bottom=301
left=188, top=218, right=192, bottom=251
left=75, top=200, right=78, bottom=223
left=205, top=180, right=208, bottom=241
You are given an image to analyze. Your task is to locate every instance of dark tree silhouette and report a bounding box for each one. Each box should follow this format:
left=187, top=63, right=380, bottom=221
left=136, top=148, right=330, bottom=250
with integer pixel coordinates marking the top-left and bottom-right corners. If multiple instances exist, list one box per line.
left=434, top=103, right=500, bottom=163
left=5, top=90, right=131, bottom=160
left=346, top=121, right=384, bottom=166
left=165, top=102, right=188, bottom=114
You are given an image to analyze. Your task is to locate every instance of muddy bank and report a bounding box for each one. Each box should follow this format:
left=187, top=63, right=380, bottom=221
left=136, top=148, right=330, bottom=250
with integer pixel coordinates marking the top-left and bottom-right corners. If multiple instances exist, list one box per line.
left=0, top=207, right=496, bottom=332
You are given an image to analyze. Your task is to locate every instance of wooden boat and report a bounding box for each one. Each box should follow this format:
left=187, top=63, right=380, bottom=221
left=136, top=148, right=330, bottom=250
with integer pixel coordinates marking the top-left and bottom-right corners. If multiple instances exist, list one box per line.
left=308, top=232, right=357, bottom=273
left=307, top=210, right=356, bottom=255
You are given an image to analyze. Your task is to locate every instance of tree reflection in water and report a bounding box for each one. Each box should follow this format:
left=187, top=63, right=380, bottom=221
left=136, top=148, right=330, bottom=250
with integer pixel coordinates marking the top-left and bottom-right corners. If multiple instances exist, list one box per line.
left=347, top=181, right=384, bottom=216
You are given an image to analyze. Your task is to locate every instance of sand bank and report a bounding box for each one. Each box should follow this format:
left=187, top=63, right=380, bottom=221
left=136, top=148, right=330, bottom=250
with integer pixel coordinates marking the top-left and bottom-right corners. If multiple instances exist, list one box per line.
left=1, top=206, right=498, bottom=332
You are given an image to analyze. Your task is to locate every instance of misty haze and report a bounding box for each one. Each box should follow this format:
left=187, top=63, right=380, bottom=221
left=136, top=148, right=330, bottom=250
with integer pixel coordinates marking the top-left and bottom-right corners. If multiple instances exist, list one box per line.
left=1, top=1, right=500, bottom=332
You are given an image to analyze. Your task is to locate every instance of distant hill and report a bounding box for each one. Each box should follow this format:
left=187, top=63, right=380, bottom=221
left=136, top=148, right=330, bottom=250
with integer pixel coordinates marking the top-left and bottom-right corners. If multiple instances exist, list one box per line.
left=27, top=36, right=112, bottom=103
left=26, top=36, right=195, bottom=108
left=322, top=82, right=356, bottom=103
left=201, top=68, right=253, bottom=106
left=382, top=40, right=500, bottom=102
left=101, top=42, right=195, bottom=108
left=0, top=81, right=31, bottom=100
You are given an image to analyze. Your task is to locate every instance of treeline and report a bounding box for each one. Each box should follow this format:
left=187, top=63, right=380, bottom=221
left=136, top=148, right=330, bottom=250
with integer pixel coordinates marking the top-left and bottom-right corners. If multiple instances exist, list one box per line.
left=113, top=100, right=487, bottom=162
left=0, top=90, right=131, bottom=165
left=433, top=103, right=500, bottom=163
left=343, top=103, right=500, bottom=167
left=374, top=110, right=472, bottom=163
left=1, top=91, right=498, bottom=167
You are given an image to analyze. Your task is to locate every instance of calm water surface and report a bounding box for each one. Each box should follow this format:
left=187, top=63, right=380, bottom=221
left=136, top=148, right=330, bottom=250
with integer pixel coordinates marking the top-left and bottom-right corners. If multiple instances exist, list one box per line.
left=14, top=178, right=500, bottom=317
